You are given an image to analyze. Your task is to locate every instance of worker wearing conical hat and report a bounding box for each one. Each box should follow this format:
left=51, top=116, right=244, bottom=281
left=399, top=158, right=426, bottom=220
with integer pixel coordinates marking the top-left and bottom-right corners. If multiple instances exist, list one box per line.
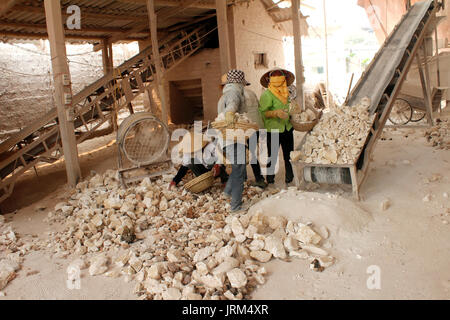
left=170, top=130, right=227, bottom=189
left=259, top=68, right=295, bottom=185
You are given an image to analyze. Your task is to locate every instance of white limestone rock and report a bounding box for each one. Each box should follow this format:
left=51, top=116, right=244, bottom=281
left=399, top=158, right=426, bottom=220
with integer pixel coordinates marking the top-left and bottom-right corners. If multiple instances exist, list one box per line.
left=264, top=235, right=287, bottom=259
left=89, top=255, right=109, bottom=276
left=295, top=225, right=322, bottom=245
left=226, top=268, right=247, bottom=288
left=162, top=287, right=181, bottom=300
left=250, top=250, right=272, bottom=263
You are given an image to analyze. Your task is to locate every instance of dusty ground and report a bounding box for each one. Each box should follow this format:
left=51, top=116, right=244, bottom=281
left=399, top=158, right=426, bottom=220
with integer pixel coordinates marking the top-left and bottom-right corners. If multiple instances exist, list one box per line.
left=0, top=113, right=449, bottom=300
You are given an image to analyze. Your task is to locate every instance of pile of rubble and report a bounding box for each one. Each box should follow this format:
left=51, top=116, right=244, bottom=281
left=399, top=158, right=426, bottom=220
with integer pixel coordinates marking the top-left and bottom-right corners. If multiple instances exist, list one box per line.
left=291, top=108, right=317, bottom=123
left=424, top=118, right=450, bottom=150
left=0, top=215, right=40, bottom=292
left=298, top=97, right=375, bottom=165
left=43, top=170, right=334, bottom=300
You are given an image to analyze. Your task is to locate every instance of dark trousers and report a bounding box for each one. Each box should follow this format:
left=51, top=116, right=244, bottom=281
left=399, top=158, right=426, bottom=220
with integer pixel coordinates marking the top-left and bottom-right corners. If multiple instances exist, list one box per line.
left=266, top=128, right=294, bottom=184
left=248, top=131, right=265, bottom=182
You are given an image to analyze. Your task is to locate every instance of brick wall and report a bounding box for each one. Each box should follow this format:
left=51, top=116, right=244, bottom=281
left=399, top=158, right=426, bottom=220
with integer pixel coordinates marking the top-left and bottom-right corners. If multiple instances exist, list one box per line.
left=232, top=0, right=287, bottom=97
left=164, top=48, right=222, bottom=123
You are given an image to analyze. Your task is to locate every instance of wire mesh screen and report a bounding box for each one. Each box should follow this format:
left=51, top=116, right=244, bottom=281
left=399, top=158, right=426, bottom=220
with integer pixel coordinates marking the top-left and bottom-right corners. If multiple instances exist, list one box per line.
left=120, top=116, right=169, bottom=166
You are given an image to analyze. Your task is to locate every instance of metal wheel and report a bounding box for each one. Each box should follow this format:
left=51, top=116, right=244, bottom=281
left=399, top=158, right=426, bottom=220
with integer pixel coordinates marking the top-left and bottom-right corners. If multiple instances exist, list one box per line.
left=389, top=98, right=413, bottom=125
left=410, top=108, right=427, bottom=122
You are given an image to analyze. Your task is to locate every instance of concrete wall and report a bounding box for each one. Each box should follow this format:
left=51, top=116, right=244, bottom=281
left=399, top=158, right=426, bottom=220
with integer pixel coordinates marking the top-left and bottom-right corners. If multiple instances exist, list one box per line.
left=232, top=0, right=287, bottom=97
left=164, top=48, right=222, bottom=123
left=0, top=41, right=138, bottom=140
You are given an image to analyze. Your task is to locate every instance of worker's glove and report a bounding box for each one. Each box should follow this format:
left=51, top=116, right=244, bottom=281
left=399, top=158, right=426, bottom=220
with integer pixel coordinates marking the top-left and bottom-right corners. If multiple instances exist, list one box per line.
left=225, top=112, right=236, bottom=126
left=168, top=181, right=176, bottom=190
left=265, top=109, right=289, bottom=120
left=212, top=164, right=221, bottom=178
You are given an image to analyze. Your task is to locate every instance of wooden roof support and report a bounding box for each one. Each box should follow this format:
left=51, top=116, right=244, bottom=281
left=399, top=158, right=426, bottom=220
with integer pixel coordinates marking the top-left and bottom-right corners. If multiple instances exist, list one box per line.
left=121, top=0, right=216, bottom=9
left=0, top=0, right=20, bottom=18
left=0, top=30, right=118, bottom=41
left=158, top=0, right=202, bottom=21
left=93, top=23, right=149, bottom=51
left=147, top=0, right=168, bottom=124
left=13, top=4, right=150, bottom=22
left=43, top=0, right=81, bottom=187
left=291, top=0, right=305, bottom=110
left=216, top=0, right=234, bottom=74
left=0, top=20, right=150, bottom=36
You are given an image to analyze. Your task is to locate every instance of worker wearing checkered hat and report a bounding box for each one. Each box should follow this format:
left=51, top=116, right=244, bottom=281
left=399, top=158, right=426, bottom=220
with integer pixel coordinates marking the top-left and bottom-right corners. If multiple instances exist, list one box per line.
left=216, top=69, right=250, bottom=212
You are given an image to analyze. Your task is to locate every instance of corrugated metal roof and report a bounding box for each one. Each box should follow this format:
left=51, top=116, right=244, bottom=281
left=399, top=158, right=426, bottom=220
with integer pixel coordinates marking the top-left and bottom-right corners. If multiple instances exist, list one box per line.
left=0, top=0, right=217, bottom=42
left=259, top=0, right=309, bottom=36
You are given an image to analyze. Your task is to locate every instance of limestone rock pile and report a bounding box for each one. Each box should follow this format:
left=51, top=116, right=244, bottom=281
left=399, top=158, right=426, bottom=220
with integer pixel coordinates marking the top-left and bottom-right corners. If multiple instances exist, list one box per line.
left=0, top=215, right=41, bottom=291
left=424, top=119, right=449, bottom=150
left=299, top=97, right=375, bottom=165
left=291, top=109, right=317, bottom=123
left=43, top=171, right=334, bottom=300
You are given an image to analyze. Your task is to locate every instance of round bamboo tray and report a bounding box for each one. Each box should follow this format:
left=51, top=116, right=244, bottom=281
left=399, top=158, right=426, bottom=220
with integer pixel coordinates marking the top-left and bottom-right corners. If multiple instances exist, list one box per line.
left=184, top=171, right=215, bottom=193
left=290, top=108, right=323, bottom=132
left=211, top=121, right=259, bottom=141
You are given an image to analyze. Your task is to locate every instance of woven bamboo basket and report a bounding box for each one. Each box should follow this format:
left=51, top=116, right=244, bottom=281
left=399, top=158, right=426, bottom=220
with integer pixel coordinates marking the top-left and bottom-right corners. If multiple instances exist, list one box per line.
left=184, top=171, right=215, bottom=193
left=211, top=120, right=259, bottom=139
left=290, top=106, right=322, bottom=132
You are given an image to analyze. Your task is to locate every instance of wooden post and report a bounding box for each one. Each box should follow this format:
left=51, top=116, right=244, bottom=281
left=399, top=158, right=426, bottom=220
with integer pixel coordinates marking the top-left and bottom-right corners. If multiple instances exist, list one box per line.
left=421, top=45, right=434, bottom=125
left=216, top=0, right=232, bottom=74
left=416, top=50, right=434, bottom=126
left=227, top=4, right=237, bottom=69
left=44, top=0, right=81, bottom=187
left=147, top=0, right=168, bottom=124
left=291, top=0, right=305, bottom=110
left=102, top=39, right=113, bottom=75
left=322, top=0, right=330, bottom=108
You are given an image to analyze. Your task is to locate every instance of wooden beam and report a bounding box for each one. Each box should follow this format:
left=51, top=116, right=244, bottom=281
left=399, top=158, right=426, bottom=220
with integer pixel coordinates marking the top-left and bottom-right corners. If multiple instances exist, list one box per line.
left=43, top=0, right=81, bottom=187
left=291, top=0, right=305, bottom=110
left=13, top=4, right=149, bottom=22
left=166, top=12, right=216, bottom=32
left=121, top=0, right=216, bottom=9
left=216, top=0, right=232, bottom=74
left=102, top=39, right=114, bottom=75
left=0, top=0, right=19, bottom=18
left=0, top=20, right=150, bottom=35
left=0, top=30, right=112, bottom=40
left=147, top=0, right=168, bottom=124
left=93, top=23, right=148, bottom=51
left=158, top=0, right=202, bottom=21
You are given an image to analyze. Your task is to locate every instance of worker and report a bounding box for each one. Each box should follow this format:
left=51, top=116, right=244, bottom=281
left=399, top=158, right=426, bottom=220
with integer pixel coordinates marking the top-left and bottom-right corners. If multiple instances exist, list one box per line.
left=259, top=68, right=295, bottom=186
left=216, top=69, right=251, bottom=212
left=169, top=131, right=226, bottom=189
left=219, top=73, right=267, bottom=189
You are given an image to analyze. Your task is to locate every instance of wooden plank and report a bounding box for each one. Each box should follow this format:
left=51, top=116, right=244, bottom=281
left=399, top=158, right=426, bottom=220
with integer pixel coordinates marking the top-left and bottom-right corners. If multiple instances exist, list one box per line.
left=421, top=45, right=435, bottom=125
left=291, top=0, right=305, bottom=110
left=416, top=52, right=434, bottom=125
left=216, top=0, right=231, bottom=74
left=44, top=0, right=81, bottom=187
left=147, top=0, right=168, bottom=124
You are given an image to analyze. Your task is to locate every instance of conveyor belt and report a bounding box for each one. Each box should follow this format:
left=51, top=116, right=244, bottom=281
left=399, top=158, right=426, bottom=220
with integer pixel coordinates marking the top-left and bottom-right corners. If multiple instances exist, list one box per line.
left=300, top=0, right=441, bottom=198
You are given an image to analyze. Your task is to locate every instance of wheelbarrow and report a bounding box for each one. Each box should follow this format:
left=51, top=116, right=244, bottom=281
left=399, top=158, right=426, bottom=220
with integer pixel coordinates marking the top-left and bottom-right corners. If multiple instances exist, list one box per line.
left=388, top=87, right=447, bottom=125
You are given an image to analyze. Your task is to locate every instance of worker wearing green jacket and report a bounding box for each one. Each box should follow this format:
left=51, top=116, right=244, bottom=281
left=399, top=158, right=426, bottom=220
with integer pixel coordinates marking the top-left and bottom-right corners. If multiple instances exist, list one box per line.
left=259, top=68, right=295, bottom=185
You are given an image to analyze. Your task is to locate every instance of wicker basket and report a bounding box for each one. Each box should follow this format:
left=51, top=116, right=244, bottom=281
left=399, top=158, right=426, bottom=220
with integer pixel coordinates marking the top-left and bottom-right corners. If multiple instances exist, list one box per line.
left=290, top=106, right=322, bottom=132
left=211, top=121, right=259, bottom=137
left=184, top=171, right=215, bottom=193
